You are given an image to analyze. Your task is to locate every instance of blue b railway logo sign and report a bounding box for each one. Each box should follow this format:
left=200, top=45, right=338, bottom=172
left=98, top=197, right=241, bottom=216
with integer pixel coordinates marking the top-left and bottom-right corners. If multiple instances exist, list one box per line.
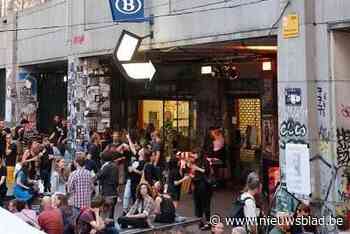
left=109, top=0, right=146, bottom=22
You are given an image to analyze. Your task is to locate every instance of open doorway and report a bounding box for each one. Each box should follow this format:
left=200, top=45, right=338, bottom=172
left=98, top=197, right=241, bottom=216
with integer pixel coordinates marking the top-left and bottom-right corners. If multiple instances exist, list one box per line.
left=37, top=73, right=67, bottom=133
left=138, top=99, right=196, bottom=158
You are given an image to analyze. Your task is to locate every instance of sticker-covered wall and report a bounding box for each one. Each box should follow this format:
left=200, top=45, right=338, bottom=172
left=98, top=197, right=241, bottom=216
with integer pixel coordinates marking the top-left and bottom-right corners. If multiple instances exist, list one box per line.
left=67, top=57, right=111, bottom=159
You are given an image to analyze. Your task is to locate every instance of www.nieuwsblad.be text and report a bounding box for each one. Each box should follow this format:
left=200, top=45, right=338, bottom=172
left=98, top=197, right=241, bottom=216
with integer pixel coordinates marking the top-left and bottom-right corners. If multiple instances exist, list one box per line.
left=209, top=215, right=344, bottom=227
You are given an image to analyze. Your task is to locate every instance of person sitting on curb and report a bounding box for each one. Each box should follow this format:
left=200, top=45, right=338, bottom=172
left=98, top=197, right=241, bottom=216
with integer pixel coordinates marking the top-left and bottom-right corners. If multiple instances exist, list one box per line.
left=118, top=183, right=155, bottom=229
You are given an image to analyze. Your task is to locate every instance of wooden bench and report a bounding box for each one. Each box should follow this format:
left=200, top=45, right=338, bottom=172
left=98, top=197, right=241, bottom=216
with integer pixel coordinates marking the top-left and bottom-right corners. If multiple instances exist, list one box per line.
left=119, top=217, right=201, bottom=234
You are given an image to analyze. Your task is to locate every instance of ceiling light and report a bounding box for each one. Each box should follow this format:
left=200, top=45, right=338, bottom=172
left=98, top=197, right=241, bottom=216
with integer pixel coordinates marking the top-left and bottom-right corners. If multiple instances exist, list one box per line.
left=201, top=66, right=212, bottom=74
left=262, top=61, right=272, bottom=71
left=245, top=46, right=277, bottom=51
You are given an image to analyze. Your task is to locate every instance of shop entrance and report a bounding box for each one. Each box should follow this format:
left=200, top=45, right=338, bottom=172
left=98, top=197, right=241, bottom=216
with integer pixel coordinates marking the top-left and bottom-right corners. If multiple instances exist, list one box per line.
left=138, top=99, right=196, bottom=154
left=115, top=36, right=279, bottom=195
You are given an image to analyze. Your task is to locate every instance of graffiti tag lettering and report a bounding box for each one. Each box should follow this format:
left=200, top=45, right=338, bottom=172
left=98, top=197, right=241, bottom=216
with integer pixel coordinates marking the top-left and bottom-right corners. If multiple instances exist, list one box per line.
left=317, top=87, right=326, bottom=117
left=280, top=118, right=307, bottom=137
left=336, top=128, right=350, bottom=167
left=341, top=104, right=350, bottom=118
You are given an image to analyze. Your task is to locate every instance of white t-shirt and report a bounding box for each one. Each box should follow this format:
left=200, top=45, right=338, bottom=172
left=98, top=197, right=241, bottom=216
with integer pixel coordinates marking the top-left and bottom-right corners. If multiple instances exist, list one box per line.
left=240, top=192, right=259, bottom=232
left=240, top=192, right=258, bottom=219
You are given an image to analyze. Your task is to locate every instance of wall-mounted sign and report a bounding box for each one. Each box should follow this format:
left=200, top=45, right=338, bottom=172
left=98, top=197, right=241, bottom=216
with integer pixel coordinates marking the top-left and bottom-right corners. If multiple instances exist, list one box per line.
left=283, top=13, right=299, bottom=39
left=285, top=88, right=301, bottom=106
left=108, top=0, right=146, bottom=22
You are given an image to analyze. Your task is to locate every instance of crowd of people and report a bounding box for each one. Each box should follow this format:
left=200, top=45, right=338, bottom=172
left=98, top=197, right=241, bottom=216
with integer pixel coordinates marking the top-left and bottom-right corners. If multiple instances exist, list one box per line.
left=0, top=115, right=322, bottom=234
left=0, top=116, right=226, bottom=234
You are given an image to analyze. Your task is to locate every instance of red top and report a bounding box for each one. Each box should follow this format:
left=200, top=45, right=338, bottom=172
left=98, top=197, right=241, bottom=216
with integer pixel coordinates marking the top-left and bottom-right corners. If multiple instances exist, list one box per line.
left=38, top=208, right=64, bottom=234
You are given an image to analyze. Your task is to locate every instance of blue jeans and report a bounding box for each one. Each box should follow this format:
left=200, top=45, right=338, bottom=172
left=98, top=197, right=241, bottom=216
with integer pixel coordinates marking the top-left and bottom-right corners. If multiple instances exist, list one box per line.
left=122, top=179, right=131, bottom=210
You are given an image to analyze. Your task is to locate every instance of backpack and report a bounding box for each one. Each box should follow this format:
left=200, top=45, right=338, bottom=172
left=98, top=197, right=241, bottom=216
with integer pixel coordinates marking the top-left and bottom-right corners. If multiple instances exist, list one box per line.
left=229, top=196, right=253, bottom=227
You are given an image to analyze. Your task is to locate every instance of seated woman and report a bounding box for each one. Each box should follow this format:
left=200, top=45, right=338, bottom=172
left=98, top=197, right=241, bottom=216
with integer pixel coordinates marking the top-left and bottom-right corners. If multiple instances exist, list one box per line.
left=13, top=162, right=36, bottom=203
left=118, top=183, right=155, bottom=229
left=153, top=181, right=176, bottom=224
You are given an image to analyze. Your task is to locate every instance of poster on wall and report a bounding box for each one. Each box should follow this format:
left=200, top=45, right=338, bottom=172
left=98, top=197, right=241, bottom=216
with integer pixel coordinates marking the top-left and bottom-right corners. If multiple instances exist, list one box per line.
left=285, top=143, right=311, bottom=196
left=262, top=117, right=274, bottom=155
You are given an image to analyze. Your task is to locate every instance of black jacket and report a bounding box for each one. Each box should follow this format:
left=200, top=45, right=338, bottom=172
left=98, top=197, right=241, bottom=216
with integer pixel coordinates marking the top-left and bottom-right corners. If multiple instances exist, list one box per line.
left=96, top=161, right=119, bottom=197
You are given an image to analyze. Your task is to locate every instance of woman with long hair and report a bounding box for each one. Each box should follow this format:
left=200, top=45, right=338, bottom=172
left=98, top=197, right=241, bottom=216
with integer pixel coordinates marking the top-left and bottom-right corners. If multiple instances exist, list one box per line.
left=50, top=157, right=67, bottom=194
left=190, top=150, right=213, bottom=231
left=13, top=161, right=36, bottom=203
left=118, top=182, right=155, bottom=228
left=153, top=181, right=176, bottom=224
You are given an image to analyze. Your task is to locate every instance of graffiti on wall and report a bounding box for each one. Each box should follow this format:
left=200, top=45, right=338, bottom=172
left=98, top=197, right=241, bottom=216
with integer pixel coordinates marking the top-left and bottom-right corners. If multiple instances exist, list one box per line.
left=338, top=170, right=350, bottom=201
left=317, top=87, right=327, bottom=118
left=336, top=128, right=350, bottom=168
left=280, top=118, right=307, bottom=149
left=280, top=118, right=307, bottom=137
left=340, top=104, right=350, bottom=119
left=16, top=72, right=38, bottom=123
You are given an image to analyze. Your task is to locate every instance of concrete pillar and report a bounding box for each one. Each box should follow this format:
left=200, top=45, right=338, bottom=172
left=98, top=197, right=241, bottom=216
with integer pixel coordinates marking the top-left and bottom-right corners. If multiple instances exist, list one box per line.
left=67, top=57, right=111, bottom=159
left=277, top=0, right=338, bottom=232
left=4, top=12, right=17, bottom=126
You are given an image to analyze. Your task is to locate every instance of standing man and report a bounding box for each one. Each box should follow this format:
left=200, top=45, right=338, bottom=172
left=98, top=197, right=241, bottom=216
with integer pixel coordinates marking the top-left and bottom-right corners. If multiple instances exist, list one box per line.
left=96, top=154, right=121, bottom=219
left=67, top=152, right=94, bottom=209
left=0, top=119, right=6, bottom=158
left=49, top=115, right=62, bottom=145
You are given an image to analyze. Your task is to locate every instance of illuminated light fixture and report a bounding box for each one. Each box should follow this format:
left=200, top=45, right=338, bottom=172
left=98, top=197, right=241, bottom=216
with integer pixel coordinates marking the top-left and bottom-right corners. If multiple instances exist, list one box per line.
left=201, top=65, right=212, bottom=74
left=122, top=61, right=156, bottom=80
left=233, top=45, right=277, bottom=51
left=114, top=30, right=142, bottom=62
left=114, top=30, right=156, bottom=81
left=63, top=75, right=68, bottom=82
left=245, top=46, right=277, bottom=51
left=262, top=61, right=272, bottom=71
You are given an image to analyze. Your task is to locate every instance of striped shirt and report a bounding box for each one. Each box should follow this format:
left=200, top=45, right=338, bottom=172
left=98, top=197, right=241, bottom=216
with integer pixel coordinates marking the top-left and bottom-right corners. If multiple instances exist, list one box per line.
left=67, top=168, right=93, bottom=209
